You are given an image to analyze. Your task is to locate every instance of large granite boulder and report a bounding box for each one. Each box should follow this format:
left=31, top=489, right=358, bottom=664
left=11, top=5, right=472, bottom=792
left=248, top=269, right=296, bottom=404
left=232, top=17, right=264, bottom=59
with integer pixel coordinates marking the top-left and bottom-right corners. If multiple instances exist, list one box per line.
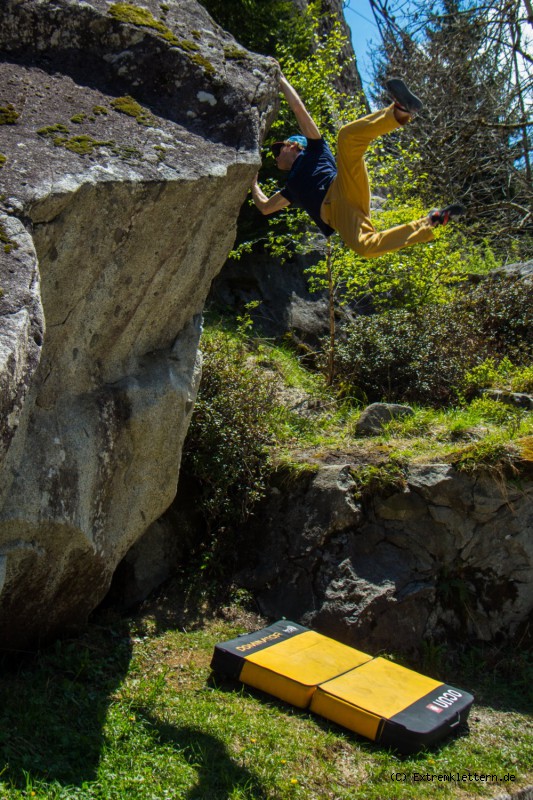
left=0, top=0, right=278, bottom=648
left=237, top=460, right=533, bottom=653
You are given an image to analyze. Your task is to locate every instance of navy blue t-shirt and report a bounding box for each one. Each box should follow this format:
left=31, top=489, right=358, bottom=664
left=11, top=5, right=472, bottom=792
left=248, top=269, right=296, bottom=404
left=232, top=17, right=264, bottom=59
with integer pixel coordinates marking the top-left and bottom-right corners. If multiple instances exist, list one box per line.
left=280, top=138, right=337, bottom=237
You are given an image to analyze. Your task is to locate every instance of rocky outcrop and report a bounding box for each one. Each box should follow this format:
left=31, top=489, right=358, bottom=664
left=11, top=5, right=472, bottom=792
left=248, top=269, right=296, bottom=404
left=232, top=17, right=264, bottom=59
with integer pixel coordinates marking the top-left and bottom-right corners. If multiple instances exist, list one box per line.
left=0, top=0, right=278, bottom=648
left=236, top=461, right=533, bottom=654
left=208, top=250, right=334, bottom=346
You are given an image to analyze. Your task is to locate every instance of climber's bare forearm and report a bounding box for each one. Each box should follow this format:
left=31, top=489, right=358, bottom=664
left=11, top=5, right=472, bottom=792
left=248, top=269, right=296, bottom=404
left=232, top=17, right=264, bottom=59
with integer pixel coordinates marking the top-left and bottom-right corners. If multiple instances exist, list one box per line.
left=251, top=178, right=290, bottom=215
left=279, top=75, right=321, bottom=140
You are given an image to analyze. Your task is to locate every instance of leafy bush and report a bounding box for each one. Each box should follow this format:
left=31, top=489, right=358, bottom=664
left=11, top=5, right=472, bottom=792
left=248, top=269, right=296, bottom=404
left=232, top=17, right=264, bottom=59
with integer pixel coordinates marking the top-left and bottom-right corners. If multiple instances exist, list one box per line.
left=462, top=275, right=532, bottom=360
left=182, top=327, right=275, bottom=532
left=461, top=358, right=533, bottom=397
left=334, top=275, right=532, bottom=406
left=335, top=306, right=472, bottom=405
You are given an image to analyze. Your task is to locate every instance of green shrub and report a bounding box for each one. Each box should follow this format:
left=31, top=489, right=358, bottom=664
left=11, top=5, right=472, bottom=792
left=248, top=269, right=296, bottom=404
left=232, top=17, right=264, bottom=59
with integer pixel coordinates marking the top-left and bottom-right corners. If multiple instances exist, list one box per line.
left=461, top=358, right=533, bottom=397
left=512, top=366, right=533, bottom=393
left=462, top=274, right=532, bottom=362
left=334, top=275, right=532, bottom=406
left=182, top=327, right=275, bottom=531
left=467, top=396, right=525, bottom=427
left=335, top=306, right=477, bottom=405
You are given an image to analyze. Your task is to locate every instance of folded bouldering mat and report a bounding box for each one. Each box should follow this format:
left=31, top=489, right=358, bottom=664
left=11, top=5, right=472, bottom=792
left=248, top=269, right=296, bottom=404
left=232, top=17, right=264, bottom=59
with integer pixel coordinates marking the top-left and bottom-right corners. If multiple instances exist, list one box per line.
left=211, top=620, right=474, bottom=753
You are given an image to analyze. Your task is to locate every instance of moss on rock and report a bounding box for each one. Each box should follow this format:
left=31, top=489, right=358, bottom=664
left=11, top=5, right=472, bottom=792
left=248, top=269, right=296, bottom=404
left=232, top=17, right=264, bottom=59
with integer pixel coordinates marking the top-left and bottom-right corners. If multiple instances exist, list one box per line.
left=223, top=44, right=249, bottom=62
left=37, top=123, right=70, bottom=137
left=108, top=2, right=180, bottom=46
left=110, top=95, right=154, bottom=126
left=0, top=104, right=19, bottom=125
left=188, top=53, right=215, bottom=75
left=0, top=221, right=18, bottom=253
left=108, top=3, right=215, bottom=72
left=37, top=125, right=113, bottom=155
left=63, top=135, right=114, bottom=155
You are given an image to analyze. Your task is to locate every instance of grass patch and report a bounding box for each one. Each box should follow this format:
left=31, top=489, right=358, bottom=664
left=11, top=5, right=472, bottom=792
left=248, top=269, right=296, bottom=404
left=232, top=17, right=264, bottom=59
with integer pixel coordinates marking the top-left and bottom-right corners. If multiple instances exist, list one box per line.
left=193, top=321, right=532, bottom=472
left=0, top=601, right=531, bottom=800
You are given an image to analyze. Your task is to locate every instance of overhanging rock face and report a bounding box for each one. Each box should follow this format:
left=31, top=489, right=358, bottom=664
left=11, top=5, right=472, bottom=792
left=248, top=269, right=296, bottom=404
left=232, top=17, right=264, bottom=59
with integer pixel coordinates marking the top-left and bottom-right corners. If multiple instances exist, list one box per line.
left=0, top=0, right=278, bottom=648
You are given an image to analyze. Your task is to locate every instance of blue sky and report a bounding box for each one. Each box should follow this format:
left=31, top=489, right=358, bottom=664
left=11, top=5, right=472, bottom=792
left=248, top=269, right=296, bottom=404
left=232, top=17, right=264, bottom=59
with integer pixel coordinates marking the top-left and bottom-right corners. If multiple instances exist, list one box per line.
left=343, top=0, right=381, bottom=89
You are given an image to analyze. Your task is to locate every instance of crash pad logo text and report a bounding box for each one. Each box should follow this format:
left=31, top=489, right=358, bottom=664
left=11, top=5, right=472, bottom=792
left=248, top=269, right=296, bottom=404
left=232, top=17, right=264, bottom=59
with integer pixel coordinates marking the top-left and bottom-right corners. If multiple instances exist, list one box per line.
left=236, top=632, right=283, bottom=652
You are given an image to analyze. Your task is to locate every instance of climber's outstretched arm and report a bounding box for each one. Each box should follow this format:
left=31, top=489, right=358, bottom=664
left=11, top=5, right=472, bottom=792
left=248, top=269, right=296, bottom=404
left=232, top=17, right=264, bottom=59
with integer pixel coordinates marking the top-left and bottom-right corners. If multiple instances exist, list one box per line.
left=279, top=74, right=321, bottom=140
left=251, top=175, right=291, bottom=215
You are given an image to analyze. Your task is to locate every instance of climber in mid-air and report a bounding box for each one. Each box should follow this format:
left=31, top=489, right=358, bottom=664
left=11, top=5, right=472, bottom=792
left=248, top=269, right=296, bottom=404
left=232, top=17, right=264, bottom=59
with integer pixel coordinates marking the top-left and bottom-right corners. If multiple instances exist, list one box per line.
left=251, top=74, right=465, bottom=258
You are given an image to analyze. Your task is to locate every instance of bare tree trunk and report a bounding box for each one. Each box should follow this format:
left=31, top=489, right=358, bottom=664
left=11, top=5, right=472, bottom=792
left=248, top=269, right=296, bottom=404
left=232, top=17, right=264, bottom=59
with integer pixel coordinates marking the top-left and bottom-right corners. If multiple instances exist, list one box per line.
left=326, top=240, right=335, bottom=386
left=511, top=1, right=533, bottom=184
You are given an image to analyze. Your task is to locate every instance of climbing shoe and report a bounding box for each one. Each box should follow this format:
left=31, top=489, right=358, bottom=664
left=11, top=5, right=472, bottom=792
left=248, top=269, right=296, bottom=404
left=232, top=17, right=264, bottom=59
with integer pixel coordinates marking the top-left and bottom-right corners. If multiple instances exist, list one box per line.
left=385, top=77, right=423, bottom=114
left=428, top=204, right=467, bottom=226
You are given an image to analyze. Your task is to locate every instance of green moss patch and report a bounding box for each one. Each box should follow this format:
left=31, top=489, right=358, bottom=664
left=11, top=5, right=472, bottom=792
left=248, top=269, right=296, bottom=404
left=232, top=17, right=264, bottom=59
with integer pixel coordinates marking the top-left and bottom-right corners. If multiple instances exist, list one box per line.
left=188, top=53, right=215, bottom=75
left=37, top=123, right=70, bottom=137
left=179, top=38, right=200, bottom=53
left=108, top=2, right=180, bottom=45
left=110, top=95, right=154, bottom=126
left=36, top=118, right=146, bottom=160
left=63, top=135, right=114, bottom=155
left=112, top=143, right=143, bottom=160
left=0, top=153, right=6, bottom=168
left=0, top=221, right=18, bottom=254
left=37, top=125, right=113, bottom=156
left=223, top=44, right=249, bottom=61
left=108, top=3, right=215, bottom=72
left=70, top=113, right=87, bottom=124
left=0, top=104, right=19, bottom=125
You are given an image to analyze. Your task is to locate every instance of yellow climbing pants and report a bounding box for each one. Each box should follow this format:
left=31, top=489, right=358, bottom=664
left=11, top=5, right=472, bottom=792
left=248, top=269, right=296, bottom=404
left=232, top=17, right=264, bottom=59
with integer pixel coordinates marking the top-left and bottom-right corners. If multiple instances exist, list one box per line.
left=320, top=105, right=435, bottom=258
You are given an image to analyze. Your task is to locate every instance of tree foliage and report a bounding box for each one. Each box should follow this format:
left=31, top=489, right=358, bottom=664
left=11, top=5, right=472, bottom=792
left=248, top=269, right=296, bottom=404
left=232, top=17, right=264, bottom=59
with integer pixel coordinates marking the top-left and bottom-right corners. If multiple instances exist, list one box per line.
left=368, top=0, right=533, bottom=255
left=199, top=0, right=300, bottom=56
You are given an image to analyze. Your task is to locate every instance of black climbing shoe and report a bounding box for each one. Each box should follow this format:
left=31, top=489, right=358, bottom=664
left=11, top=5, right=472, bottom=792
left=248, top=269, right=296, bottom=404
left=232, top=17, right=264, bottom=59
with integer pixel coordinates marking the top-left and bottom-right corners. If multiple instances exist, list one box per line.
left=428, top=203, right=467, bottom=226
left=385, top=77, right=423, bottom=114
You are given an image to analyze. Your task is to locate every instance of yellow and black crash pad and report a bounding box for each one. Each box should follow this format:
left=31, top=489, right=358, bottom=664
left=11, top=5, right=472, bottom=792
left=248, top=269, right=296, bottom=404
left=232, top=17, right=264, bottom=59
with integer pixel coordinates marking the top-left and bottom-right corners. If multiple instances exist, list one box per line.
left=211, top=620, right=474, bottom=753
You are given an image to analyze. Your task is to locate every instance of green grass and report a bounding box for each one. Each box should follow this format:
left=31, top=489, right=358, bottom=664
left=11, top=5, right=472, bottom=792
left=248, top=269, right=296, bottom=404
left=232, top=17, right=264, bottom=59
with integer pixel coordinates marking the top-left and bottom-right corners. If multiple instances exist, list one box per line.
left=0, top=600, right=531, bottom=800
left=198, top=322, right=532, bottom=473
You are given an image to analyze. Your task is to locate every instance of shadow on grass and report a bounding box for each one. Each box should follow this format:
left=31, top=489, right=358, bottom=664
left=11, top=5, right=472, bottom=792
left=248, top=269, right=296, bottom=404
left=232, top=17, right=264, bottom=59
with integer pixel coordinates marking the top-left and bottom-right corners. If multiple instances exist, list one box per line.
left=0, top=620, right=269, bottom=800
left=0, top=623, right=132, bottom=789
left=137, top=711, right=268, bottom=800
